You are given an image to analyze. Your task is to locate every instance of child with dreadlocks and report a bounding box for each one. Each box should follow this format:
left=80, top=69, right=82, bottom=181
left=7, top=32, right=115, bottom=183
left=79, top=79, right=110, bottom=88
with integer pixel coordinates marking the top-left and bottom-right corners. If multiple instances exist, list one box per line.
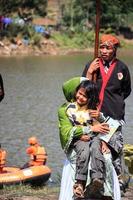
left=66, top=80, right=110, bottom=198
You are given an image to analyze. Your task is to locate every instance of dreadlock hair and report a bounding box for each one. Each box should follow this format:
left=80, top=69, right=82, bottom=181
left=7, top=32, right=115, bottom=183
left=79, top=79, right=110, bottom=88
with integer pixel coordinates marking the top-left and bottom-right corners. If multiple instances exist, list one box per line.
left=74, top=80, right=100, bottom=110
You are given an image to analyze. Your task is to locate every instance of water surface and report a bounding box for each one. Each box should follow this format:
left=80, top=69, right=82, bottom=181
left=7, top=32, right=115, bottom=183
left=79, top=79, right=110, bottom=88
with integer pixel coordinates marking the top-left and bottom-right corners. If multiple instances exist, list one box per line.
left=0, top=52, right=133, bottom=183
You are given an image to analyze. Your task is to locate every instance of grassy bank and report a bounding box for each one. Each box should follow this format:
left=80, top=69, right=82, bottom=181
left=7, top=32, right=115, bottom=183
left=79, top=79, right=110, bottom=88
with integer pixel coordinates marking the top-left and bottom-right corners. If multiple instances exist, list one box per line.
left=52, top=31, right=133, bottom=50
left=0, top=182, right=133, bottom=200
left=52, top=30, right=95, bottom=49
left=0, top=184, right=59, bottom=200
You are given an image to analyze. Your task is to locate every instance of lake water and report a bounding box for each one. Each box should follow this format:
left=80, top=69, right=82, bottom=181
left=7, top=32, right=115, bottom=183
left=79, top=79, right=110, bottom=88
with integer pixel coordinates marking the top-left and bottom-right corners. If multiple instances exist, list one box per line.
left=0, top=51, right=133, bottom=184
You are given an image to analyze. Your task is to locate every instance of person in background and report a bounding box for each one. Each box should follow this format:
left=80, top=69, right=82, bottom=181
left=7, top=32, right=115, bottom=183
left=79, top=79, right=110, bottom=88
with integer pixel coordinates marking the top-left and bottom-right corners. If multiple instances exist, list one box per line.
left=0, top=16, right=4, bottom=30
left=0, top=74, right=4, bottom=102
left=25, top=136, right=47, bottom=168
left=0, top=144, right=7, bottom=173
left=82, top=34, right=131, bottom=191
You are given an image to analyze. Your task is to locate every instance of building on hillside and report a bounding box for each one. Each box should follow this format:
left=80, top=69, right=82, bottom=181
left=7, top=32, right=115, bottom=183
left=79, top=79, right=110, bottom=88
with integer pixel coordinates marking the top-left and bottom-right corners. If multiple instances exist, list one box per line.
left=47, top=0, right=61, bottom=24
left=32, top=0, right=71, bottom=28
left=46, top=0, right=71, bottom=25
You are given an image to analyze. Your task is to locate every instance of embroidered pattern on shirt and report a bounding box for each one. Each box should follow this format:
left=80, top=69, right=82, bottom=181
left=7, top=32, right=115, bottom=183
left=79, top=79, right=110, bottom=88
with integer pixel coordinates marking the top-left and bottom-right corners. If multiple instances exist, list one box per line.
left=66, top=102, right=92, bottom=126
left=117, top=72, right=123, bottom=80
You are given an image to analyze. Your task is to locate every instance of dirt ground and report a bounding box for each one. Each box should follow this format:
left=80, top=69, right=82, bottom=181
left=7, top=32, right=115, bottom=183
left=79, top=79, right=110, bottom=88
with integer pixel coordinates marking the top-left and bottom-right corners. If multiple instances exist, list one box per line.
left=0, top=185, right=133, bottom=200
left=121, top=185, right=133, bottom=200
left=0, top=193, right=58, bottom=200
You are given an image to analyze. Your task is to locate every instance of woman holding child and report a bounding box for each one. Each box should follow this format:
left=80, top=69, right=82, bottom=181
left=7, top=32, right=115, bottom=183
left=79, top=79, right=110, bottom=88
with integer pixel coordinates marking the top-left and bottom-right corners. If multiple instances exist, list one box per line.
left=58, top=77, right=120, bottom=199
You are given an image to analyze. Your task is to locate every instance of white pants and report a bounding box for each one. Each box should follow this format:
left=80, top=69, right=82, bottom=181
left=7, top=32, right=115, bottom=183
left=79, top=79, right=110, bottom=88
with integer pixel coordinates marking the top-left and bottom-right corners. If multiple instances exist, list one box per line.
left=59, top=154, right=121, bottom=200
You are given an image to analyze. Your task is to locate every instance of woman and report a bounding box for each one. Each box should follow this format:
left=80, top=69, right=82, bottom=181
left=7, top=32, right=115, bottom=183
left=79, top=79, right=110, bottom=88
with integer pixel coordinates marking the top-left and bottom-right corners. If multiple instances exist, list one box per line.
left=58, top=77, right=121, bottom=200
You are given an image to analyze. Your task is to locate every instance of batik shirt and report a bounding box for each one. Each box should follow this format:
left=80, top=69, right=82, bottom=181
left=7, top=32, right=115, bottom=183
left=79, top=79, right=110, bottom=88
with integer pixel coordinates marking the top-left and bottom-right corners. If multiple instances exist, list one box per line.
left=66, top=102, right=105, bottom=128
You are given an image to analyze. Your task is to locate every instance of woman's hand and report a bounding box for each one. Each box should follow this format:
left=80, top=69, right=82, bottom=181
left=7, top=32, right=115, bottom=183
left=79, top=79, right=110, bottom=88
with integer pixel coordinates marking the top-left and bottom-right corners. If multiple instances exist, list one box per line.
left=101, top=141, right=110, bottom=154
left=80, top=134, right=91, bottom=142
left=91, top=123, right=109, bottom=134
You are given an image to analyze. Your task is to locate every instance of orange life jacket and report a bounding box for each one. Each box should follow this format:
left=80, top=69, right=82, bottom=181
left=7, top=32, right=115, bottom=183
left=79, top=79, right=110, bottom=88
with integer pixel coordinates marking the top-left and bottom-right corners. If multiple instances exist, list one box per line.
left=30, top=146, right=47, bottom=166
left=0, top=150, right=6, bottom=167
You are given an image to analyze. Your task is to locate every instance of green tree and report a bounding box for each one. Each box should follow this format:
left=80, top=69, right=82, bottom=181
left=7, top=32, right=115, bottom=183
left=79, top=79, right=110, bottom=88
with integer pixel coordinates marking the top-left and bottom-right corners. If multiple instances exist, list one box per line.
left=60, top=0, right=95, bottom=32
left=100, top=0, right=133, bottom=30
left=0, top=0, right=48, bottom=16
left=61, top=0, right=133, bottom=33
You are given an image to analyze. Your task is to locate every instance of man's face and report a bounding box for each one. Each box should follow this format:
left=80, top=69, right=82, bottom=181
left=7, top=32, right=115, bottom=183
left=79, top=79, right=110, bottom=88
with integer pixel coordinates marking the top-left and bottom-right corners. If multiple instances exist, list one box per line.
left=99, top=44, right=116, bottom=61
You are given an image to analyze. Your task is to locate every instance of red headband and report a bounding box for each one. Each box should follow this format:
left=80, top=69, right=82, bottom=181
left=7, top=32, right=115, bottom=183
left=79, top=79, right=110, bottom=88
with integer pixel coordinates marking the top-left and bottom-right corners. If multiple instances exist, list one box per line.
left=100, top=34, right=120, bottom=47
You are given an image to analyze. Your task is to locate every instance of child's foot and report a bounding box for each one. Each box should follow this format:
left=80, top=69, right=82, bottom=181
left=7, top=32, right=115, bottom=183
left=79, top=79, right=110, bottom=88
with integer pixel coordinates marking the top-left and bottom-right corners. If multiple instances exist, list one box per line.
left=73, top=183, right=84, bottom=198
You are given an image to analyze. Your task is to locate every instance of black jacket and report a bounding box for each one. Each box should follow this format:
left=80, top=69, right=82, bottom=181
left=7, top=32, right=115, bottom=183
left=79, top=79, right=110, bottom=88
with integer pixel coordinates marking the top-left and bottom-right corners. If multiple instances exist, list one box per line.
left=0, top=74, right=4, bottom=102
left=82, top=59, right=131, bottom=120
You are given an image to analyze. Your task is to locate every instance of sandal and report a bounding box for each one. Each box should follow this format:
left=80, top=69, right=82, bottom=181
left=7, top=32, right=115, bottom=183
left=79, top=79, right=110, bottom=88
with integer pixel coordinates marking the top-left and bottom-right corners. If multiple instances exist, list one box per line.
left=73, top=183, right=84, bottom=198
left=86, top=178, right=103, bottom=196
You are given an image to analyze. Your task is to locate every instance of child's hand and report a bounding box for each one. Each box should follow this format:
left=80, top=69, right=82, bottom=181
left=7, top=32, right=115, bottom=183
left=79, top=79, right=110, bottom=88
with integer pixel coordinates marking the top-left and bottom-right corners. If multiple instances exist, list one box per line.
left=89, top=109, right=100, bottom=118
left=101, top=141, right=110, bottom=154
left=80, top=134, right=91, bottom=142
left=91, top=123, right=109, bottom=134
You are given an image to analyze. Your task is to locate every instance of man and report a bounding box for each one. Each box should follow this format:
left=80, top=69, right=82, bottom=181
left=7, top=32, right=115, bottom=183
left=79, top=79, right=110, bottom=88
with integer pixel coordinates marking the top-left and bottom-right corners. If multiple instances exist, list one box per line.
left=0, top=74, right=5, bottom=173
left=0, top=74, right=4, bottom=102
left=82, top=34, right=131, bottom=191
left=0, top=144, right=7, bottom=173
left=26, top=136, right=47, bottom=167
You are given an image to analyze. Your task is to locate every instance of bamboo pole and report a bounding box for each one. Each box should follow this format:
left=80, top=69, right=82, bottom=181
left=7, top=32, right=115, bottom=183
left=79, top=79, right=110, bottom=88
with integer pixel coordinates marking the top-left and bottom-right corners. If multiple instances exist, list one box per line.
left=93, top=0, right=101, bottom=82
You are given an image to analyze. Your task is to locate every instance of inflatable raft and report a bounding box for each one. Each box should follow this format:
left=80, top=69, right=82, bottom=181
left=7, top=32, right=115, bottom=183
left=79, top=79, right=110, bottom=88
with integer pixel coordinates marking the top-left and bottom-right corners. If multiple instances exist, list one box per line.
left=0, top=165, right=51, bottom=186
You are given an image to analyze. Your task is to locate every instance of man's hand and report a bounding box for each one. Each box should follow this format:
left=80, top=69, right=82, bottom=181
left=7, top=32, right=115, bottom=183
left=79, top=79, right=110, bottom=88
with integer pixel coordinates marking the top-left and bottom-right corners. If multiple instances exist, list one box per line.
left=87, top=58, right=100, bottom=75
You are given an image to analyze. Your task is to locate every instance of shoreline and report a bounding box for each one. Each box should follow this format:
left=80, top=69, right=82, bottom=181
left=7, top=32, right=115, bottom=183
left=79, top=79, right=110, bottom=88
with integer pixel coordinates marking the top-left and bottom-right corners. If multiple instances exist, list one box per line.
left=0, top=36, right=133, bottom=57
left=0, top=38, right=94, bottom=57
left=0, top=47, right=132, bottom=59
left=0, top=46, right=94, bottom=57
left=0, top=44, right=132, bottom=58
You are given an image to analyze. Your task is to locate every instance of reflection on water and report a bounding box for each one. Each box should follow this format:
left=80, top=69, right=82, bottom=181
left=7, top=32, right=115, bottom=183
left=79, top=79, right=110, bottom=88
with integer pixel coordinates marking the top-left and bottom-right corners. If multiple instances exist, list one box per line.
left=0, top=53, right=133, bottom=183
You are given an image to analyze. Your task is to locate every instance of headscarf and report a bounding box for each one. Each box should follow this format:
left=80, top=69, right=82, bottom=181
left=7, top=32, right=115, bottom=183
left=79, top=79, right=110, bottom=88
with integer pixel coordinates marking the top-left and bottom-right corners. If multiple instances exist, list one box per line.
left=100, top=34, right=120, bottom=48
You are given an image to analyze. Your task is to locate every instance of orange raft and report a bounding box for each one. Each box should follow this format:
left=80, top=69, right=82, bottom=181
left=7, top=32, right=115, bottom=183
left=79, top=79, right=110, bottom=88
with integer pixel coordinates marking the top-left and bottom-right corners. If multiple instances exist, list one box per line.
left=0, top=165, right=51, bottom=186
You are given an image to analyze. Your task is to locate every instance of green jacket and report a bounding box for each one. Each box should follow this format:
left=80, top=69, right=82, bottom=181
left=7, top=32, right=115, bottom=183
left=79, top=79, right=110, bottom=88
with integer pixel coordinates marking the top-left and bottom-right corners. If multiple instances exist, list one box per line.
left=58, top=77, right=88, bottom=153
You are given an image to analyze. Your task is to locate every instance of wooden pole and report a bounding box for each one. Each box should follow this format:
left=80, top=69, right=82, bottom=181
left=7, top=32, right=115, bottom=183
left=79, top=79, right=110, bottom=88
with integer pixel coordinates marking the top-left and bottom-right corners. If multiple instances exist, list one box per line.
left=93, top=0, right=101, bottom=82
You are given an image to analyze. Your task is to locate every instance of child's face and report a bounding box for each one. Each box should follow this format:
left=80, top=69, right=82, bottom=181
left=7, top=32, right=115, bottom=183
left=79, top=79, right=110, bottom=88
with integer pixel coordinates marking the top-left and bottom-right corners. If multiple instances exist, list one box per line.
left=76, top=87, right=88, bottom=107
